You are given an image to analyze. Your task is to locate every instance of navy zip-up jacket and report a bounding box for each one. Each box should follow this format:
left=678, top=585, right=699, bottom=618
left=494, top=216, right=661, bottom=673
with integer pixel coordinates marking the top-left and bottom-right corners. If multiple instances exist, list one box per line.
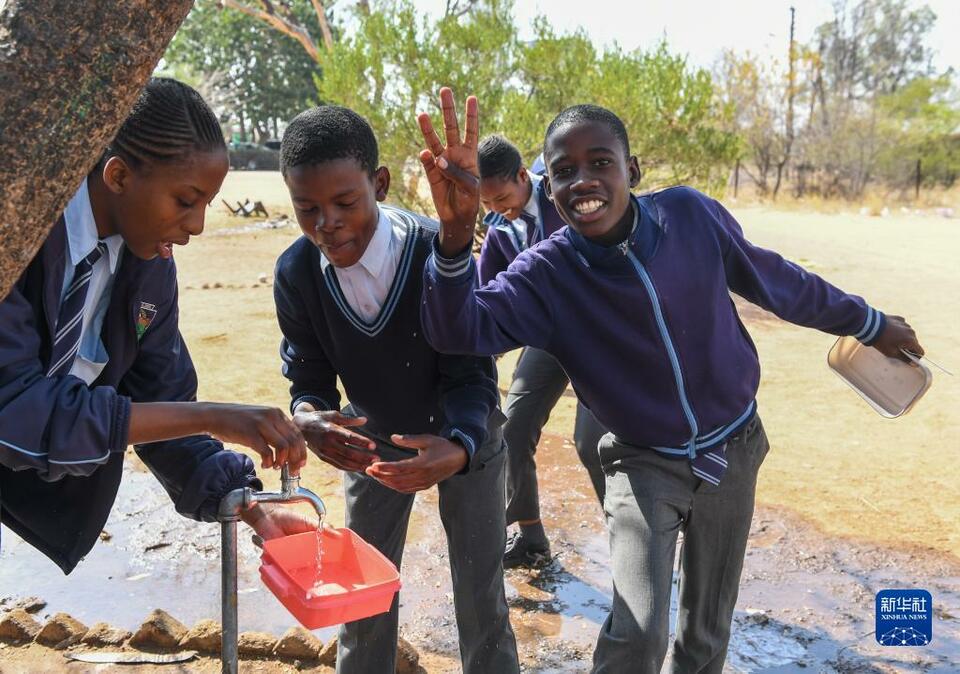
left=0, top=219, right=261, bottom=573
left=477, top=179, right=567, bottom=285
left=422, top=186, right=886, bottom=456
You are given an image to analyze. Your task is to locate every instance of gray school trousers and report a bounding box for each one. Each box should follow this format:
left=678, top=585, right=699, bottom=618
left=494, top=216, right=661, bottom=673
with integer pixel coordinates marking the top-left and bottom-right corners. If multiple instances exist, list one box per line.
left=503, top=346, right=607, bottom=524
left=593, top=415, right=770, bottom=674
left=336, top=426, right=519, bottom=674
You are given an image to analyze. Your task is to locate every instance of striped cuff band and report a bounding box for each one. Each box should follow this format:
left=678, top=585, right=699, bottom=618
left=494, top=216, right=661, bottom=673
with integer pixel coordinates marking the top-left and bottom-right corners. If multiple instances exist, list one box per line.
left=447, top=428, right=477, bottom=458
left=430, top=250, right=474, bottom=279
left=853, top=306, right=884, bottom=345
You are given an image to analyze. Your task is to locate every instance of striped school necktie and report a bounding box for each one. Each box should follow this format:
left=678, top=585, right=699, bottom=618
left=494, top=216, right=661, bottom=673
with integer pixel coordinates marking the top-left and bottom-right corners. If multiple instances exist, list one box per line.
left=690, top=443, right=728, bottom=486
left=47, top=241, right=107, bottom=377
left=519, top=211, right=538, bottom=242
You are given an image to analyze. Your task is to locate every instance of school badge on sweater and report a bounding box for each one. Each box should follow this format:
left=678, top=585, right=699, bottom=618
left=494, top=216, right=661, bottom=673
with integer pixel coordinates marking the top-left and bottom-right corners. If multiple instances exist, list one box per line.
left=136, top=301, right=157, bottom=340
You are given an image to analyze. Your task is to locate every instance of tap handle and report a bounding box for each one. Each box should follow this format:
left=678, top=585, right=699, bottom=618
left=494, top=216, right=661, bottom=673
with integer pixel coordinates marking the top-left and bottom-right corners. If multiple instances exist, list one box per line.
left=280, top=463, right=299, bottom=497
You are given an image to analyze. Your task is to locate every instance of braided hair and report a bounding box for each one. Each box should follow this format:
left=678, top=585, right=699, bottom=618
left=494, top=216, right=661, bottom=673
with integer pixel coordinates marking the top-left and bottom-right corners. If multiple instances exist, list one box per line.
left=478, top=135, right=522, bottom=181
left=100, top=77, right=225, bottom=170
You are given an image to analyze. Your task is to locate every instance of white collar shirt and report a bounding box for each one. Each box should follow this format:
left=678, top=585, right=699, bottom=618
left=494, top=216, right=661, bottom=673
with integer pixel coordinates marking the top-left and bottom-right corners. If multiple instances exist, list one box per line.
left=318, top=207, right=407, bottom=323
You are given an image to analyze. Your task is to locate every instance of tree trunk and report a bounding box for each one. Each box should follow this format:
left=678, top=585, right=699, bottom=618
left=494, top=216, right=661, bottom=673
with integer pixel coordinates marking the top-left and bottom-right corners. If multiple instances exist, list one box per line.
left=0, top=0, right=194, bottom=302
left=254, top=121, right=268, bottom=144
left=772, top=6, right=797, bottom=200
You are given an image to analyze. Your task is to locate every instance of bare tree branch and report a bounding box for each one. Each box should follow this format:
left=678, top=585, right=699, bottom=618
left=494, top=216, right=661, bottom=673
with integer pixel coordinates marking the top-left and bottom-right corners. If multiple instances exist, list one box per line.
left=309, top=0, right=336, bottom=51
left=219, top=0, right=321, bottom=62
left=444, top=0, right=479, bottom=18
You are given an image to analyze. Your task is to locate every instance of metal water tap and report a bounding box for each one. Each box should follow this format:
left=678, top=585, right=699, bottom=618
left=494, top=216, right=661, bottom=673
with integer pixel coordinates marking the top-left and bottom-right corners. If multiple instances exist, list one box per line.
left=217, top=464, right=326, bottom=521
left=248, top=464, right=327, bottom=520
left=217, top=465, right=325, bottom=674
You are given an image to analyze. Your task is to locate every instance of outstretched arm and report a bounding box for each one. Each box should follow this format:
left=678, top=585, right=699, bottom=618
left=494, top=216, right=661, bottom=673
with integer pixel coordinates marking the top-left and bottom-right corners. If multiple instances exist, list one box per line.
left=710, top=195, right=923, bottom=361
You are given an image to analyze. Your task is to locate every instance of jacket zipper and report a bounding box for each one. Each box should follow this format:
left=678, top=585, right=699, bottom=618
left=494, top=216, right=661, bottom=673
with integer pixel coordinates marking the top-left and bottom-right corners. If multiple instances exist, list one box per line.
left=620, top=240, right=700, bottom=458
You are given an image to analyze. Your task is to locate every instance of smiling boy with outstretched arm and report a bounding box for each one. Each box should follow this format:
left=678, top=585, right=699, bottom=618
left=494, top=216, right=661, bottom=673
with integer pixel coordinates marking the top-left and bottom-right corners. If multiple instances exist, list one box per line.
left=416, top=90, right=923, bottom=673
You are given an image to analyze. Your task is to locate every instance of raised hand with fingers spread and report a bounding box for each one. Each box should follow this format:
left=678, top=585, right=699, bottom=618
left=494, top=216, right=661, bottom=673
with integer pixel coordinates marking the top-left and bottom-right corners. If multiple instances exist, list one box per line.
left=416, top=87, right=481, bottom=257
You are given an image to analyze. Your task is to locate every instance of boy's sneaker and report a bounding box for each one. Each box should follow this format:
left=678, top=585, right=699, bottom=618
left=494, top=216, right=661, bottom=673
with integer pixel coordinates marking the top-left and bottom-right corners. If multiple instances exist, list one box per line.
left=503, top=532, right=551, bottom=569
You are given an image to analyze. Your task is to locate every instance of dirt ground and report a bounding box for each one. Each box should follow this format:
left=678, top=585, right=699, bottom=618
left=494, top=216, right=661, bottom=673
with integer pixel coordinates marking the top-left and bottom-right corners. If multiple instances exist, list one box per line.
left=1, top=170, right=958, bottom=672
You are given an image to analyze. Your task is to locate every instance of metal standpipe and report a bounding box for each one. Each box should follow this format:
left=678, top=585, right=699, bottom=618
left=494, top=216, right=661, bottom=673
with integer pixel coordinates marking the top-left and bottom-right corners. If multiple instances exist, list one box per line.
left=216, top=465, right=327, bottom=674
left=220, top=517, right=240, bottom=673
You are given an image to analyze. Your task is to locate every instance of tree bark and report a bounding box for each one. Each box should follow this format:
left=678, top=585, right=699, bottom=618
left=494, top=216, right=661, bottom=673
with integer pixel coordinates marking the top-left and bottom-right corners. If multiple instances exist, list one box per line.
left=0, top=0, right=194, bottom=302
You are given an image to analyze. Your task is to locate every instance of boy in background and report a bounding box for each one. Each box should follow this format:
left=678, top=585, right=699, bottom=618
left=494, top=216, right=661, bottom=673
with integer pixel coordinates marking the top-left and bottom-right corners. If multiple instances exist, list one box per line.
left=416, top=90, right=923, bottom=673
left=274, top=105, right=518, bottom=674
left=477, top=134, right=606, bottom=568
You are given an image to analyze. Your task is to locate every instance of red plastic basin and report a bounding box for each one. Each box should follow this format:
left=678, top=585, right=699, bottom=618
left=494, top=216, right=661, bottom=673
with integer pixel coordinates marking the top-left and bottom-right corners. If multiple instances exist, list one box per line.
left=259, top=527, right=400, bottom=629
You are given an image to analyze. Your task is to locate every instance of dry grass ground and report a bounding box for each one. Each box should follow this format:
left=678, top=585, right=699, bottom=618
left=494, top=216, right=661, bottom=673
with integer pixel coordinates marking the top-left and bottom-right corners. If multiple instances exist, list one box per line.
left=720, top=180, right=960, bottom=214
left=179, top=171, right=959, bottom=559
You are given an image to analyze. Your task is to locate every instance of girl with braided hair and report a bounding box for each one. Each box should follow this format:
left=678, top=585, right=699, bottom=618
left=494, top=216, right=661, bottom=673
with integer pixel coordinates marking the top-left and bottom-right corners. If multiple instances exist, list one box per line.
left=0, top=77, right=312, bottom=573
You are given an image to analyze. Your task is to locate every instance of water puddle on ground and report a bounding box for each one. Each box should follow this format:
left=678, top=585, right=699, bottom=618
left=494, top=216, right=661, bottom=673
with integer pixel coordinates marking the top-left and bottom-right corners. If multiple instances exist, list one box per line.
left=0, top=464, right=339, bottom=641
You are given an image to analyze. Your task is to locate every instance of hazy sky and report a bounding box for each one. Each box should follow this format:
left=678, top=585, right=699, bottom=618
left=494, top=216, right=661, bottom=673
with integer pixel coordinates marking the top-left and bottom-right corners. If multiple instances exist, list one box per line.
left=411, top=0, right=959, bottom=73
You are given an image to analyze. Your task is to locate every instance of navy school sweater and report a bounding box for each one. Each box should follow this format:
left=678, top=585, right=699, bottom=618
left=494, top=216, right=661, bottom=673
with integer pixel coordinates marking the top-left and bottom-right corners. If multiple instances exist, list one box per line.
left=422, top=186, right=886, bottom=458
left=273, top=206, right=500, bottom=466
